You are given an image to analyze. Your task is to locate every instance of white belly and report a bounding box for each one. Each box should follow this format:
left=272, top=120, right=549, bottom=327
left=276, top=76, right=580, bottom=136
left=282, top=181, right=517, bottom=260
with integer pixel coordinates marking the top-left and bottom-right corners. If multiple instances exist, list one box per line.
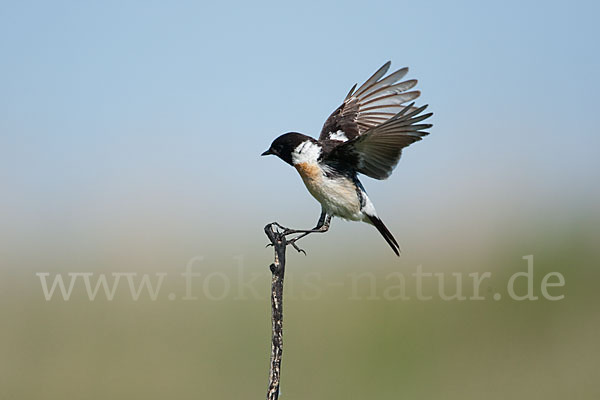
left=294, top=162, right=363, bottom=220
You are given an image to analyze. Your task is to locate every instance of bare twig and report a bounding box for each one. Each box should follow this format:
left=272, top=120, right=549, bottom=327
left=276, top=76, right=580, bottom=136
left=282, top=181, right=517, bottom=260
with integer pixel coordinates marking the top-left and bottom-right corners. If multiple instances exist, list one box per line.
left=264, top=223, right=287, bottom=400
left=264, top=219, right=326, bottom=399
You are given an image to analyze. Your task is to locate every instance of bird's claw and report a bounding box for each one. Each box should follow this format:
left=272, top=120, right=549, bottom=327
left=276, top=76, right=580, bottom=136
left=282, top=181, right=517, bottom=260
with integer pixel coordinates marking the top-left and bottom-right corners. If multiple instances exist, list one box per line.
left=265, top=222, right=316, bottom=255
left=266, top=239, right=306, bottom=255
left=289, top=239, right=307, bottom=255
left=267, top=222, right=288, bottom=232
left=267, top=222, right=300, bottom=236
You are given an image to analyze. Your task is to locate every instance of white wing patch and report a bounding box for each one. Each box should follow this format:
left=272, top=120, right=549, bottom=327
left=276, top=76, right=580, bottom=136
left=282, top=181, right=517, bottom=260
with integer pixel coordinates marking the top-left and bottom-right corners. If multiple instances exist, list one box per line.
left=328, top=130, right=349, bottom=142
left=292, top=140, right=322, bottom=164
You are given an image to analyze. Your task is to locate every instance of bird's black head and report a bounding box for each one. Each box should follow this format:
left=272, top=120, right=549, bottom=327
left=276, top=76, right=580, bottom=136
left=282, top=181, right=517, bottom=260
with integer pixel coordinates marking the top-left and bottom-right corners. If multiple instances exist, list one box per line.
left=261, top=132, right=313, bottom=165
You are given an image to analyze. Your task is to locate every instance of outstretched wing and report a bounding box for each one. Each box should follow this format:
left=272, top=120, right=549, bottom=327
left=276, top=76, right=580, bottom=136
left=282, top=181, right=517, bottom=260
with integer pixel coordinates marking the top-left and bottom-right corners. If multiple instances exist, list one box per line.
left=318, top=61, right=421, bottom=143
left=324, top=103, right=432, bottom=180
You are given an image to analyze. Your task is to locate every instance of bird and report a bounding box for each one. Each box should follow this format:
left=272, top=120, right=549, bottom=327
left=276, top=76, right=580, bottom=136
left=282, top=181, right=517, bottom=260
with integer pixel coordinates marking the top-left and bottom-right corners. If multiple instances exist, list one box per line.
left=261, top=62, right=432, bottom=256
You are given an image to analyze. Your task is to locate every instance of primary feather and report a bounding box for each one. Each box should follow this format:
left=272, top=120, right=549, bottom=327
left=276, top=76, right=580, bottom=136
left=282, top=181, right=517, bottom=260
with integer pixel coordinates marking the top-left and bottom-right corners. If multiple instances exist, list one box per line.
left=319, top=61, right=425, bottom=144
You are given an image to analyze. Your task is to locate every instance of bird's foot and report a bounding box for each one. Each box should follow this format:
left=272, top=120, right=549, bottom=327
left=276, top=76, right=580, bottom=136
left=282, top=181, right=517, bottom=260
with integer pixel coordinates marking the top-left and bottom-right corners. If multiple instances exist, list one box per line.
left=264, top=234, right=307, bottom=254
left=266, top=222, right=305, bottom=236
left=264, top=222, right=310, bottom=255
left=287, top=236, right=307, bottom=255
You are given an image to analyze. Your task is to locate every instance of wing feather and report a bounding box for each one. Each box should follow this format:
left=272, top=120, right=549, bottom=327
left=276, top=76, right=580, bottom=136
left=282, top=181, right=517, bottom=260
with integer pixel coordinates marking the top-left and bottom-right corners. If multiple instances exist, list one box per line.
left=353, top=67, right=408, bottom=98
left=324, top=103, right=433, bottom=180
left=349, top=62, right=391, bottom=100
left=320, top=62, right=424, bottom=142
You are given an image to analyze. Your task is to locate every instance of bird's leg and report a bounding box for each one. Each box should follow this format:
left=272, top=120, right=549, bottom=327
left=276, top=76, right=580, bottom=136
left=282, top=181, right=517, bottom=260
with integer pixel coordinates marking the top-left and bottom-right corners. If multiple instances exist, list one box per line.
left=268, top=210, right=328, bottom=235
left=266, top=211, right=331, bottom=254
left=286, top=212, right=331, bottom=254
left=284, top=210, right=328, bottom=235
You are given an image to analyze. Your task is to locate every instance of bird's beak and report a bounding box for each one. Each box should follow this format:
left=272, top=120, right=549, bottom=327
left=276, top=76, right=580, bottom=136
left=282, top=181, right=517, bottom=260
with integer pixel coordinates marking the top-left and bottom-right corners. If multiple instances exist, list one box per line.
left=261, top=149, right=273, bottom=156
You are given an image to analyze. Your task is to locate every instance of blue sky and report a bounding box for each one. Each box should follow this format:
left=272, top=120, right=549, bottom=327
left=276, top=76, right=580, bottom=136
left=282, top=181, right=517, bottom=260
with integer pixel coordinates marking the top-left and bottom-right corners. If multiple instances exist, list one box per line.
left=1, top=0, right=599, bottom=259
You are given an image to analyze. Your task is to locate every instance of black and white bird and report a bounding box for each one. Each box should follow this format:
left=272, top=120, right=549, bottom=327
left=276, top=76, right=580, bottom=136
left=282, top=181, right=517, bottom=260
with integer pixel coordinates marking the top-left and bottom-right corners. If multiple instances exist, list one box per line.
left=262, top=62, right=432, bottom=256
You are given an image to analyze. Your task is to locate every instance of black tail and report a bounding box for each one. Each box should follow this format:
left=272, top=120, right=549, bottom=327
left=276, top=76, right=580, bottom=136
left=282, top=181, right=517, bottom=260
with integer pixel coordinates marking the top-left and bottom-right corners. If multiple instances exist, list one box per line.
left=367, top=215, right=400, bottom=256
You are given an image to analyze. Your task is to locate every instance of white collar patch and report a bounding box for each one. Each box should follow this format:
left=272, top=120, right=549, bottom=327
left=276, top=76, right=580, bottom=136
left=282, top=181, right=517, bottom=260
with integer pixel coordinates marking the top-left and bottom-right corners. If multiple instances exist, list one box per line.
left=292, top=140, right=322, bottom=164
left=328, top=130, right=348, bottom=142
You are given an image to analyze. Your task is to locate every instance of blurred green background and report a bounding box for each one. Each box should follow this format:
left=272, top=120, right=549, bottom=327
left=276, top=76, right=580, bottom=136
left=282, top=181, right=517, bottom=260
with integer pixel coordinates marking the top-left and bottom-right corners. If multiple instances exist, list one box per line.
left=1, top=0, right=599, bottom=399
left=2, top=223, right=599, bottom=399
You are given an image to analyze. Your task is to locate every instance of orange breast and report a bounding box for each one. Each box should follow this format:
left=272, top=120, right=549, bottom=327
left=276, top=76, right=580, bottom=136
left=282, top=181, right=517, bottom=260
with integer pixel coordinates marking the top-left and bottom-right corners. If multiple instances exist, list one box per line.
left=294, top=162, right=322, bottom=183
